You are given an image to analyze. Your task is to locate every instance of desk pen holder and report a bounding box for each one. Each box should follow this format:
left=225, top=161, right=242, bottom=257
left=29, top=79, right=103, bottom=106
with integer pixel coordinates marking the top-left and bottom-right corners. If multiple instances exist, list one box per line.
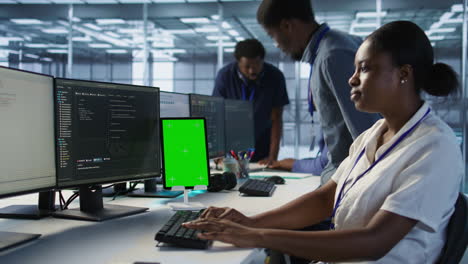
left=238, top=159, right=249, bottom=179
left=223, top=157, right=240, bottom=178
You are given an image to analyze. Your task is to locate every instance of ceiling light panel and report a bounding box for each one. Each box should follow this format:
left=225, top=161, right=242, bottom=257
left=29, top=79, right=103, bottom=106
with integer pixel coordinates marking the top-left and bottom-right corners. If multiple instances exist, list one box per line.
left=206, top=35, right=230, bottom=41
left=25, top=43, right=49, bottom=48
left=96, top=19, right=126, bottom=25
left=51, top=0, right=84, bottom=3
left=42, top=28, right=69, bottom=34
left=17, top=0, right=52, bottom=3
left=180, top=18, right=211, bottom=24
left=153, top=0, right=185, bottom=3
left=163, top=29, right=196, bottom=34
left=10, top=19, right=43, bottom=25
left=451, top=4, right=463, bottom=13
left=25, top=54, right=40, bottom=59
left=89, top=43, right=113, bottom=48
left=186, top=0, right=217, bottom=2
left=195, top=27, right=219, bottom=33
left=84, top=23, right=103, bottom=31
left=228, top=30, right=239, bottom=36
left=205, top=42, right=236, bottom=47
left=47, top=49, right=68, bottom=54
left=85, top=0, right=118, bottom=3
left=105, top=31, right=121, bottom=38
left=119, top=0, right=151, bottom=2
left=106, top=49, right=127, bottom=54
left=221, top=22, right=232, bottom=29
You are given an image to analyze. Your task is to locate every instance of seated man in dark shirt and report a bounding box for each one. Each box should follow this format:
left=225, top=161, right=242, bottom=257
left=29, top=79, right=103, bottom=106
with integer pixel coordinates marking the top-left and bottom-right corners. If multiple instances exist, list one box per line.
left=212, top=39, right=289, bottom=164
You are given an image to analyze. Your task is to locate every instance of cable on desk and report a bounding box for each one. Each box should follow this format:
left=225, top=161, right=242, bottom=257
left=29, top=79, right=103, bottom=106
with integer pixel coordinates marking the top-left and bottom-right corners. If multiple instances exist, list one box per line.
left=100, top=184, right=115, bottom=190
left=58, top=190, right=66, bottom=210
left=63, top=192, right=80, bottom=209
left=110, top=181, right=141, bottom=201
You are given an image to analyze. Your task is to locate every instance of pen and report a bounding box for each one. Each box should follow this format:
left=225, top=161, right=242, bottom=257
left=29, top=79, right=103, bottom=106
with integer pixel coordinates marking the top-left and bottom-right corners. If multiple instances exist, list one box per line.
left=230, top=150, right=239, bottom=160
left=249, top=149, right=255, bottom=159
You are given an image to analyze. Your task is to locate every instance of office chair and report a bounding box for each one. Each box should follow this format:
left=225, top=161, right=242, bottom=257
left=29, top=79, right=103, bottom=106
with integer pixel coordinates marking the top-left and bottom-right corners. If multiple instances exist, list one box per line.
left=438, top=193, right=468, bottom=264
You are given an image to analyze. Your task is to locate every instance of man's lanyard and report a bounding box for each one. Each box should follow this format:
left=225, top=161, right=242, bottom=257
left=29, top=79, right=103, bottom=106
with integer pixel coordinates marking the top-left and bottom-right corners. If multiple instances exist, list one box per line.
left=308, top=26, right=330, bottom=116
left=329, top=107, right=431, bottom=230
left=241, top=83, right=255, bottom=101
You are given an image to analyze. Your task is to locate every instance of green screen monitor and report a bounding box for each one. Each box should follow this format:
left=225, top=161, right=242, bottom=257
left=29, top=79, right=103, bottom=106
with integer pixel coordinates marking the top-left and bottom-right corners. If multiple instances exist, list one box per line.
left=161, top=118, right=210, bottom=189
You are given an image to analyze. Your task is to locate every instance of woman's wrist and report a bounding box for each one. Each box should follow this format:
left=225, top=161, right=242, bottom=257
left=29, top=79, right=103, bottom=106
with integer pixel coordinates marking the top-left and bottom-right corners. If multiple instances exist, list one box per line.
left=253, top=228, right=270, bottom=248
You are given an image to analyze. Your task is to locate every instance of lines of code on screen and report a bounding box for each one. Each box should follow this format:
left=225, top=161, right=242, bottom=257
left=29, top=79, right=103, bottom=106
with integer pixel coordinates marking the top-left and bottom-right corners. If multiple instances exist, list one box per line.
left=55, top=79, right=160, bottom=187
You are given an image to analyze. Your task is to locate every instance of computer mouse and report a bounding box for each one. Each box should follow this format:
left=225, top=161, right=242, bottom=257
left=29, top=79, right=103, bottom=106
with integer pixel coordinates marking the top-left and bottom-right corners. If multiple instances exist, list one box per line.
left=264, top=175, right=285, bottom=184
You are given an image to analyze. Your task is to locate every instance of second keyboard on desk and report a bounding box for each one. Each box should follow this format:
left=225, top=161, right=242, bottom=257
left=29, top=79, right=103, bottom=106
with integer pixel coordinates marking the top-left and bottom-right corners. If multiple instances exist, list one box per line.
left=238, top=178, right=276, bottom=196
left=155, top=210, right=212, bottom=249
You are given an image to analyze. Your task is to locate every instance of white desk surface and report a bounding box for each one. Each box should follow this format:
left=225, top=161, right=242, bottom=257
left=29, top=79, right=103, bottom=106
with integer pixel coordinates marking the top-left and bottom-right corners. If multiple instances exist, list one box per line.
left=0, top=176, right=321, bottom=264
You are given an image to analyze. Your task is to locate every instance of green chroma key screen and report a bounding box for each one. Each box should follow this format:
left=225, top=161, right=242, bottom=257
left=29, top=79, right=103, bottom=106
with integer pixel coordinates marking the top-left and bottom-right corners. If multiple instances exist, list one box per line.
left=161, top=118, right=210, bottom=188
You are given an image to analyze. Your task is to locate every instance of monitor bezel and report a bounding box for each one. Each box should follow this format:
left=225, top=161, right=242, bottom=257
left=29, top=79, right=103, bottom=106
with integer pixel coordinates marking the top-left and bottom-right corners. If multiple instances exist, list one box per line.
left=0, top=66, right=57, bottom=199
left=53, top=78, right=161, bottom=189
left=188, top=93, right=226, bottom=159
left=160, top=117, right=211, bottom=190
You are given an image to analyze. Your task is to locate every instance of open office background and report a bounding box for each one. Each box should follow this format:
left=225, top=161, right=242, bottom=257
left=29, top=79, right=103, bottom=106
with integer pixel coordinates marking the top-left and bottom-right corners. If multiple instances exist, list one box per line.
left=0, top=0, right=467, bottom=194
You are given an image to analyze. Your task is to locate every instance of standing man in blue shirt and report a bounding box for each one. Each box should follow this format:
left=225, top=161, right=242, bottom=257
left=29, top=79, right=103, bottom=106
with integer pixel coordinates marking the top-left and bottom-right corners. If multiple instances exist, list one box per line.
left=258, top=0, right=380, bottom=184
left=213, top=39, right=289, bottom=164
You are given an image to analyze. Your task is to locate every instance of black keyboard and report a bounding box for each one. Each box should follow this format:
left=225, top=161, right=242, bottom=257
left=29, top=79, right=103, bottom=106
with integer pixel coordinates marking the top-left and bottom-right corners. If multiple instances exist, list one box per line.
left=155, top=210, right=212, bottom=249
left=239, top=178, right=276, bottom=196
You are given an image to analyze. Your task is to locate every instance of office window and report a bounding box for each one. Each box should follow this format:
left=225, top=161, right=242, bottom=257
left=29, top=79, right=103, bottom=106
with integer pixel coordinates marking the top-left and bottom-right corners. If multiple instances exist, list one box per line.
left=132, top=61, right=144, bottom=86
left=153, top=62, right=174, bottom=92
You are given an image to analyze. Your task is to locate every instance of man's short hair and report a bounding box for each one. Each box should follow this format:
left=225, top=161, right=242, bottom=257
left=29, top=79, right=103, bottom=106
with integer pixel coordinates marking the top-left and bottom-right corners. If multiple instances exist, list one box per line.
left=257, top=0, right=315, bottom=28
left=234, top=39, right=266, bottom=60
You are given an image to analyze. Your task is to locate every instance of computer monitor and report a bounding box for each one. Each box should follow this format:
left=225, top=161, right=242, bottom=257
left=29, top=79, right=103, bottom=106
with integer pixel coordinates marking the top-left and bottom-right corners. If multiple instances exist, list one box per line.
left=224, top=99, right=255, bottom=152
left=160, top=118, right=210, bottom=210
left=52, top=78, right=160, bottom=221
left=160, top=91, right=190, bottom=118
left=0, top=66, right=56, bottom=250
left=189, top=94, right=225, bottom=159
left=127, top=91, right=189, bottom=198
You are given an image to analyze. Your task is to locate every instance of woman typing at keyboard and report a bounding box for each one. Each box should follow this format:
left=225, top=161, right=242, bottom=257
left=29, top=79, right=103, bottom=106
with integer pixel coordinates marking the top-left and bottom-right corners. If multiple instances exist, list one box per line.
left=183, top=20, right=463, bottom=263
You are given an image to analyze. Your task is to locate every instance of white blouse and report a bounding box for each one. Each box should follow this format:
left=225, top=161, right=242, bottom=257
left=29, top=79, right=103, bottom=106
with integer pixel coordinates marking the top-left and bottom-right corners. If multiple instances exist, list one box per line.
left=330, top=101, right=463, bottom=264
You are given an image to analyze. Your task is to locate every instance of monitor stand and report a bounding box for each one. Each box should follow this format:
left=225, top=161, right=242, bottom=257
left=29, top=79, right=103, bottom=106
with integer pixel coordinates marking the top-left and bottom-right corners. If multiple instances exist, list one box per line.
left=0, top=231, right=41, bottom=252
left=0, top=191, right=57, bottom=220
left=167, top=186, right=207, bottom=211
left=127, top=179, right=183, bottom=198
left=101, top=182, right=128, bottom=197
left=52, top=185, right=148, bottom=222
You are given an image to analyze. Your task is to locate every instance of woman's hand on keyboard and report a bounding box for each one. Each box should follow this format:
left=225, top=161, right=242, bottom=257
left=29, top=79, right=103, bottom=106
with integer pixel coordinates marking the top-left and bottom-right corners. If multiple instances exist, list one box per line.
left=199, top=206, right=256, bottom=227
left=182, top=218, right=260, bottom=248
